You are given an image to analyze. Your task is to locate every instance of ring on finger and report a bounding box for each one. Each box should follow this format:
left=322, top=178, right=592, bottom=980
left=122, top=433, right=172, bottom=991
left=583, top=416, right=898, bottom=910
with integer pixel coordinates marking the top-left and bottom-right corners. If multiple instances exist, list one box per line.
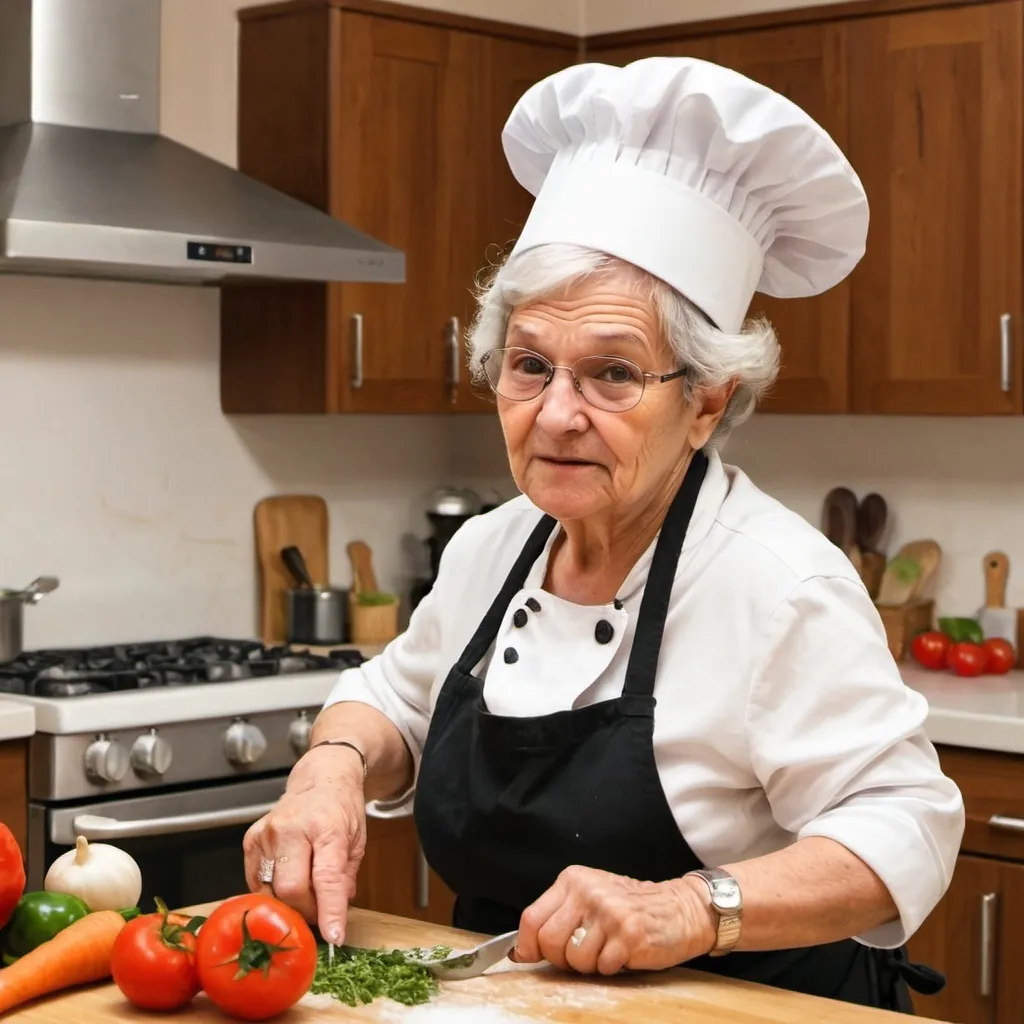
left=570, top=925, right=588, bottom=948
left=258, top=857, right=275, bottom=884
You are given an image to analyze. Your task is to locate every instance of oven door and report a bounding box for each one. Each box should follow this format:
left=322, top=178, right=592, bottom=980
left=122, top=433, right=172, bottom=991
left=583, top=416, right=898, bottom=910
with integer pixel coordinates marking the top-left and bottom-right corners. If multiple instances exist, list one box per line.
left=29, top=775, right=287, bottom=911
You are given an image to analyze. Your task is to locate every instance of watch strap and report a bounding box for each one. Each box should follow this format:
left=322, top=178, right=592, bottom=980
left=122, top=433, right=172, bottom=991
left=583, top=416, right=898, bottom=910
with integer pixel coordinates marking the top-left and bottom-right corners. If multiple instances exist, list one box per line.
left=686, top=867, right=743, bottom=957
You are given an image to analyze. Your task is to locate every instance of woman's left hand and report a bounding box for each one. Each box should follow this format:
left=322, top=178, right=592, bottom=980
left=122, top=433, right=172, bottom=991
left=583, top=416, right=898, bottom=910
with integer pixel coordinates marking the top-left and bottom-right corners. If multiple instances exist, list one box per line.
left=513, top=865, right=717, bottom=975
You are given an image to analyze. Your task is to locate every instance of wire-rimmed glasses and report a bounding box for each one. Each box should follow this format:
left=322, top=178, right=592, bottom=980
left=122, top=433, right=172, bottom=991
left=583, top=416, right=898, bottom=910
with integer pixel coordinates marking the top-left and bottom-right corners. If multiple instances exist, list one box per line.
left=480, top=346, right=686, bottom=414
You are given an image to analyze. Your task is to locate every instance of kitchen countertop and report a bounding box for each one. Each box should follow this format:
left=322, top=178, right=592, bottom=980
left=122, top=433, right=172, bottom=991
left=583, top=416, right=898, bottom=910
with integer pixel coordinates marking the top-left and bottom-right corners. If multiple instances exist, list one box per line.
left=902, top=663, right=1024, bottom=755
left=1, top=903, right=939, bottom=1023
left=5, top=637, right=1024, bottom=758
left=0, top=699, right=34, bottom=741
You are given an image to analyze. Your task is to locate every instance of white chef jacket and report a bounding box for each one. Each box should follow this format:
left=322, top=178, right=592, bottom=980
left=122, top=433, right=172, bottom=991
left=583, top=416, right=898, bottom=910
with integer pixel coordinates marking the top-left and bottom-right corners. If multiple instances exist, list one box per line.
left=323, top=451, right=965, bottom=949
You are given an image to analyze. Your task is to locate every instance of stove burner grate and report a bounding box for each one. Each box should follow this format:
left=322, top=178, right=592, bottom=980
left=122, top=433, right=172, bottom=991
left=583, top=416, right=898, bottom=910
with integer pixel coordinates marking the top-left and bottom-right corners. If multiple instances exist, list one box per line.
left=0, top=637, right=365, bottom=698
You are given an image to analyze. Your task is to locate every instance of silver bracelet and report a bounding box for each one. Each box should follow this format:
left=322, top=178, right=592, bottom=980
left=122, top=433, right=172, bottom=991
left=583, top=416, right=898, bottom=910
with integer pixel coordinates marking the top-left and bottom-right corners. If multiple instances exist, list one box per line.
left=306, top=739, right=368, bottom=779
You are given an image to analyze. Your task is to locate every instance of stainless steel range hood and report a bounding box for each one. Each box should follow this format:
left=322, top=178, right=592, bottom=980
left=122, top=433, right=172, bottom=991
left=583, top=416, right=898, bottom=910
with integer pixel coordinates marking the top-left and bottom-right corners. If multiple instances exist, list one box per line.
left=0, top=0, right=405, bottom=286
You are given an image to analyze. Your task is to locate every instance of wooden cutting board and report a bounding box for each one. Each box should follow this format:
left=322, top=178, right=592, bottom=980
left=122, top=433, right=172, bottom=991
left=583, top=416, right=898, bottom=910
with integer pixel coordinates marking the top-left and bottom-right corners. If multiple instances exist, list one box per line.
left=254, top=494, right=329, bottom=644
left=4, top=905, right=944, bottom=1023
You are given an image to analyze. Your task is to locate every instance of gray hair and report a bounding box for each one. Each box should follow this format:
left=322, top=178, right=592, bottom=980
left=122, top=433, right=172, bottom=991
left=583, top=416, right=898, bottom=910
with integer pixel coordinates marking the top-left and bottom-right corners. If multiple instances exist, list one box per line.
left=466, top=243, right=780, bottom=452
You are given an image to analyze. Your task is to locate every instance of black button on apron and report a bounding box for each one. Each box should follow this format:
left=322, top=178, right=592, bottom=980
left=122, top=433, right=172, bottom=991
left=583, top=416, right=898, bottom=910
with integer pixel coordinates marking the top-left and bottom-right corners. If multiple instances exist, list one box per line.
left=503, top=647, right=519, bottom=664
left=512, top=609, right=528, bottom=628
left=594, top=620, right=614, bottom=644
left=613, top=598, right=624, bottom=610
left=525, top=597, right=541, bottom=612
left=413, top=447, right=933, bottom=1012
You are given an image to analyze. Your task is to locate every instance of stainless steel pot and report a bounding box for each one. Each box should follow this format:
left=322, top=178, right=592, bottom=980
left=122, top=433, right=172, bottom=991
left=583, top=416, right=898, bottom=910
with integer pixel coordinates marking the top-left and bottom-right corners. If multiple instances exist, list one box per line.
left=280, top=547, right=348, bottom=646
left=0, top=576, right=60, bottom=662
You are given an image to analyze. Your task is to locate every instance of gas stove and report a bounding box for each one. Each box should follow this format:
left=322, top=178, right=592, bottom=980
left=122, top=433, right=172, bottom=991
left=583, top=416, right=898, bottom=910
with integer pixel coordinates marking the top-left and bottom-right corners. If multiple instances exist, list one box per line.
left=0, top=636, right=362, bottom=699
left=12, top=636, right=380, bottom=905
left=3, top=636, right=368, bottom=801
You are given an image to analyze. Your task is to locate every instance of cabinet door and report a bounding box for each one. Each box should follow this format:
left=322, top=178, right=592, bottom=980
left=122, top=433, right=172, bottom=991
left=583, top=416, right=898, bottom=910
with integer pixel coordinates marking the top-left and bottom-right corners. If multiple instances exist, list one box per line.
left=552, top=30, right=850, bottom=414
left=588, top=37, right=717, bottom=64
left=848, top=2, right=1024, bottom=415
left=0, top=740, right=27, bottom=856
left=908, top=853, right=1000, bottom=1024
left=353, top=816, right=455, bottom=927
left=331, top=12, right=451, bottom=414
left=712, top=24, right=851, bottom=414
left=441, top=35, right=579, bottom=413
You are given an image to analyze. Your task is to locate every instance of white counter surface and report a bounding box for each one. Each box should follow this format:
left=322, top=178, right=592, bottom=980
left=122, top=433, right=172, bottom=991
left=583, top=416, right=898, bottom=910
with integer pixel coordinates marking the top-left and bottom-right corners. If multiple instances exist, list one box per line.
left=903, top=663, right=1024, bottom=756
left=0, top=699, right=35, bottom=741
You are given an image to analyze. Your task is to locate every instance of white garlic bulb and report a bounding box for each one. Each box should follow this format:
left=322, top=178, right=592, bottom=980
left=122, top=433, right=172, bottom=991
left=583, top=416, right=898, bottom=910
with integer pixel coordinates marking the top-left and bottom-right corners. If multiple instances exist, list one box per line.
left=44, top=835, right=143, bottom=911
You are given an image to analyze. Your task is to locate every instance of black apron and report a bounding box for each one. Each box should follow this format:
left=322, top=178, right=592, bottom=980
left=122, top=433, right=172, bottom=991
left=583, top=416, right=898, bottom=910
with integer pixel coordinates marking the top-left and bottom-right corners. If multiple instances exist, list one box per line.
left=413, top=449, right=943, bottom=1012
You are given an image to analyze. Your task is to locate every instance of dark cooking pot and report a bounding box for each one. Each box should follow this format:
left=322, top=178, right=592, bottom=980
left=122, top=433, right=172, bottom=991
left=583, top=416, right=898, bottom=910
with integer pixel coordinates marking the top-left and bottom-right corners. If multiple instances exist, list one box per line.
left=281, top=547, right=348, bottom=646
left=0, top=576, right=60, bottom=662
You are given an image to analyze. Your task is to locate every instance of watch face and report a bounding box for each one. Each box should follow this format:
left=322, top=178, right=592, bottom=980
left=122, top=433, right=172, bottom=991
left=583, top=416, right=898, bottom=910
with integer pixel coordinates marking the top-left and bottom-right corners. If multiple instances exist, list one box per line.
left=712, top=878, right=743, bottom=911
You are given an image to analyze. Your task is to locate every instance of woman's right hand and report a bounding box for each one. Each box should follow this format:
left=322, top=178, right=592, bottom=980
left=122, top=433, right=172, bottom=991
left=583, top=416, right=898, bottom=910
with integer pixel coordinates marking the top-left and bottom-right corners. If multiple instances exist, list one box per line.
left=242, top=747, right=368, bottom=945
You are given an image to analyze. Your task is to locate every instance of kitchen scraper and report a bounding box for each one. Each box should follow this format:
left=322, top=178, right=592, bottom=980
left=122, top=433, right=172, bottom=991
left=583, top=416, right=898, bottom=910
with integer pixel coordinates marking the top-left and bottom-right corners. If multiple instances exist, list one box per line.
left=978, top=551, right=1018, bottom=645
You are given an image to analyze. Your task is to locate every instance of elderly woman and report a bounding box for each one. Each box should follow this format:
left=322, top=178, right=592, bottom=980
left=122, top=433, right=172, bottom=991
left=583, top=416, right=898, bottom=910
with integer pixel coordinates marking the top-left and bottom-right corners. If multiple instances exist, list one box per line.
left=243, top=57, right=964, bottom=1012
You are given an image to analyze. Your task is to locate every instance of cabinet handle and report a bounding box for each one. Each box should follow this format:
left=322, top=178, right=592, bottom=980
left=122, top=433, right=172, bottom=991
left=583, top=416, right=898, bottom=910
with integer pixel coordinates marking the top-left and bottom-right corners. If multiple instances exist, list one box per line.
left=980, top=891, right=998, bottom=997
left=351, top=313, right=364, bottom=390
left=416, top=847, right=430, bottom=909
left=1000, top=313, right=1012, bottom=392
left=446, top=316, right=460, bottom=403
left=988, top=813, right=1024, bottom=832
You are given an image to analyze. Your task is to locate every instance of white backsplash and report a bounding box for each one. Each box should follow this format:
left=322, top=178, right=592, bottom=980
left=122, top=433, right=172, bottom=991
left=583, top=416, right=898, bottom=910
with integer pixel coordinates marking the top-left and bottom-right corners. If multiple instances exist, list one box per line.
left=0, top=276, right=450, bottom=648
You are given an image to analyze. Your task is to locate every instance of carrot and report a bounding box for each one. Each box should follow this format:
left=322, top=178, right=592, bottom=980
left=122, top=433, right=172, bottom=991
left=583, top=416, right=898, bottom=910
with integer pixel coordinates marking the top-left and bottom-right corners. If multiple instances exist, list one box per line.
left=0, top=909, right=125, bottom=1015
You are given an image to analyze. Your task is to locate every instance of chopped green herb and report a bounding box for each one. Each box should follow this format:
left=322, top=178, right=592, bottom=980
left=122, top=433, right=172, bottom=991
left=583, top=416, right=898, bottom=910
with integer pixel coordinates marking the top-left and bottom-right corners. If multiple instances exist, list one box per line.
left=310, top=943, right=452, bottom=1008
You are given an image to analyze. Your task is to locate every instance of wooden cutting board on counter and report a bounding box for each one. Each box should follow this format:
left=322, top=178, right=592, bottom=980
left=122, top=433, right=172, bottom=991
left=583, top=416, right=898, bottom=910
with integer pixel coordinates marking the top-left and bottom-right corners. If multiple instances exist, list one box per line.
left=254, top=494, right=329, bottom=644
left=6, top=906, right=939, bottom=1023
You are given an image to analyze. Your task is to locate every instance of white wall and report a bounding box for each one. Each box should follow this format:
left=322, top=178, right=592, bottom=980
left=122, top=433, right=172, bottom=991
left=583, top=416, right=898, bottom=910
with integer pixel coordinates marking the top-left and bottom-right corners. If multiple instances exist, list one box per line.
left=3, top=0, right=1023, bottom=652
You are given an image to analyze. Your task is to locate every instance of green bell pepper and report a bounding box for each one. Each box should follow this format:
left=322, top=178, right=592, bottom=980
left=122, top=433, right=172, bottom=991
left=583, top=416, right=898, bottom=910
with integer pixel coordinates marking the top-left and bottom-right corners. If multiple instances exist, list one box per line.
left=0, top=891, right=90, bottom=960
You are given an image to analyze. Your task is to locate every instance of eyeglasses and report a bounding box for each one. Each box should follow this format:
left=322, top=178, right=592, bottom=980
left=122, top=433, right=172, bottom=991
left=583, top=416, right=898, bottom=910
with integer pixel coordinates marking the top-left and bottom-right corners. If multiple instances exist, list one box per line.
left=479, top=346, right=687, bottom=413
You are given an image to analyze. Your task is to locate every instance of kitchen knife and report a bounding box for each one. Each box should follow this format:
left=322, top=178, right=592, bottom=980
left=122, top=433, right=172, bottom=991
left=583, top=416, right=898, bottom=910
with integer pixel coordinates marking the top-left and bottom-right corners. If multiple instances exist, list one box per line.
left=978, top=551, right=1018, bottom=645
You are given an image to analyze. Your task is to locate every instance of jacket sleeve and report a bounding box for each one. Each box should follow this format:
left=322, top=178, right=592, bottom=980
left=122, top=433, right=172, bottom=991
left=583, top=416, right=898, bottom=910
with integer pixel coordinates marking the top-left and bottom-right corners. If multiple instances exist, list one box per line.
left=321, top=581, right=443, bottom=780
left=744, top=574, right=965, bottom=948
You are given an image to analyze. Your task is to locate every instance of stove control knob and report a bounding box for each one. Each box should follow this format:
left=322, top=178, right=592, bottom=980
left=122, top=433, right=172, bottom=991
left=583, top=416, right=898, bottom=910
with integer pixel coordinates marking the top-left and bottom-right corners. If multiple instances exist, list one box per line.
left=84, top=735, right=129, bottom=784
left=131, top=729, right=173, bottom=778
left=288, top=712, right=313, bottom=757
left=224, top=720, right=267, bottom=767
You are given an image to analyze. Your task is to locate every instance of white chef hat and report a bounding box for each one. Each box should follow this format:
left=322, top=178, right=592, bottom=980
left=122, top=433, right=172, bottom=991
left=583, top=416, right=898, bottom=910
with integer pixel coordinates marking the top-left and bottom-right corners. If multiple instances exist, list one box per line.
left=502, top=57, right=869, bottom=335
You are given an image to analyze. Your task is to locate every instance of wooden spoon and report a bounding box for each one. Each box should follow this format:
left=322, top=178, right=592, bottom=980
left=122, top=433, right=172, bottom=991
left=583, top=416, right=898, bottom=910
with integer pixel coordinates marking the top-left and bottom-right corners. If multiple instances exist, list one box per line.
left=346, top=540, right=379, bottom=594
left=856, top=493, right=888, bottom=553
left=875, top=540, right=942, bottom=606
left=822, top=487, right=858, bottom=553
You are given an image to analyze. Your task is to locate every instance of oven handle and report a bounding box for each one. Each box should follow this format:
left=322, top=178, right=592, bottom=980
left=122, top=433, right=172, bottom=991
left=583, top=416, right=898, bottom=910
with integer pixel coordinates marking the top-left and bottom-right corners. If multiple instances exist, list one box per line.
left=73, top=802, right=277, bottom=840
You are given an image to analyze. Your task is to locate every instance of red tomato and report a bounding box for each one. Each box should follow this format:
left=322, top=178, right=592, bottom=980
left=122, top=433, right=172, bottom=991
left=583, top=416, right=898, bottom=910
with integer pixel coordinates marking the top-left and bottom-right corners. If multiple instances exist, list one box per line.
left=111, top=898, right=201, bottom=1011
left=946, top=642, right=989, bottom=677
left=0, top=822, right=25, bottom=930
left=983, top=638, right=1016, bottom=675
left=911, top=630, right=951, bottom=670
left=195, top=893, right=318, bottom=1021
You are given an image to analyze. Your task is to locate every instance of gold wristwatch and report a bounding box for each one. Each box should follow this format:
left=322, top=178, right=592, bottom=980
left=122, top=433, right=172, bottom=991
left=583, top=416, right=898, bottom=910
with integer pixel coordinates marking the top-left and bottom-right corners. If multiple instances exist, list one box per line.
left=686, top=867, right=743, bottom=956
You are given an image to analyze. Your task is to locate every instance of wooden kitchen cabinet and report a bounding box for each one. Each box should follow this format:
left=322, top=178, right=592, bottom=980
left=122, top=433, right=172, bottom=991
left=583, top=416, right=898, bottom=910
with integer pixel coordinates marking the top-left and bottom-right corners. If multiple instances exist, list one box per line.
left=906, top=854, right=1020, bottom=1024
left=847, top=1, right=1024, bottom=416
left=353, top=815, right=455, bottom=927
left=222, top=0, right=577, bottom=416
left=0, top=739, right=27, bottom=856
left=905, top=744, right=1024, bottom=1023
left=589, top=0, right=1024, bottom=418
left=590, top=24, right=851, bottom=414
